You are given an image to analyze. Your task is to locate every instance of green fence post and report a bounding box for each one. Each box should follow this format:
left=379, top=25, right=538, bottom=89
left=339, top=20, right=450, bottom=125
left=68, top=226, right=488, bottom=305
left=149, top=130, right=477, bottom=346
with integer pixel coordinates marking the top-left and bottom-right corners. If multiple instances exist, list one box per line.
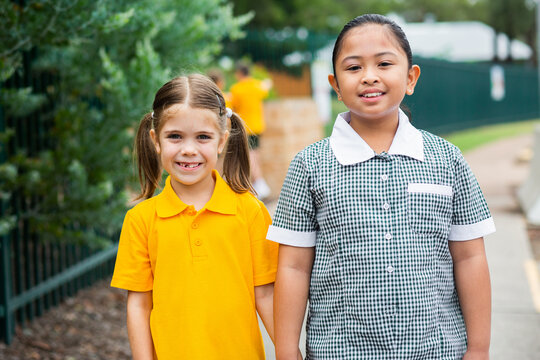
left=0, top=103, right=15, bottom=344
left=0, top=232, right=14, bottom=345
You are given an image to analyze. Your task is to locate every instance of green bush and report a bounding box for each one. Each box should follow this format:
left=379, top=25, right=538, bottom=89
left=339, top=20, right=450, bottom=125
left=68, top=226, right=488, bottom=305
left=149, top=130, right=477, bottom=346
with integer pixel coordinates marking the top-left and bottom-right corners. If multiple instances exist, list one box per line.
left=0, top=0, right=250, bottom=247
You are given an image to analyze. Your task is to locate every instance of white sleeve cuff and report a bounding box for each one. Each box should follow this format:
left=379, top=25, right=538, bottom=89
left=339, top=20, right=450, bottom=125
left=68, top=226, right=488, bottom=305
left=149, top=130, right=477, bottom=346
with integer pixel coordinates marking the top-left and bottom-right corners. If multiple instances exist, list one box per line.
left=266, top=225, right=316, bottom=247
left=448, top=217, right=496, bottom=241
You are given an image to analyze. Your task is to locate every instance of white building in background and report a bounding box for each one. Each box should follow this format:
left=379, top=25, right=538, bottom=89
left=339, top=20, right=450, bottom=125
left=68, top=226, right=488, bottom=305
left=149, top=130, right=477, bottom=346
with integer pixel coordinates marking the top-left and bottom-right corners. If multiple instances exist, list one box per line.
left=389, top=16, right=533, bottom=62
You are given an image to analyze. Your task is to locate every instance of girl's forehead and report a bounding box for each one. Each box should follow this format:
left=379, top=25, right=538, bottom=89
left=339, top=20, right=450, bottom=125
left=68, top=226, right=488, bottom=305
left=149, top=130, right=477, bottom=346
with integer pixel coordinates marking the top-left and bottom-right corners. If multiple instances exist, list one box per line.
left=341, top=24, right=404, bottom=55
left=160, top=104, right=220, bottom=130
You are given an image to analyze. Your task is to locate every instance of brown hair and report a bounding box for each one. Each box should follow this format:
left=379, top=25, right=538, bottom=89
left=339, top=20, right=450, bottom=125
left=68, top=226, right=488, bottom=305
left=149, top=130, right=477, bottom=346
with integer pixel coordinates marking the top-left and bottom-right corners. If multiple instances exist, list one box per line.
left=134, top=74, right=253, bottom=199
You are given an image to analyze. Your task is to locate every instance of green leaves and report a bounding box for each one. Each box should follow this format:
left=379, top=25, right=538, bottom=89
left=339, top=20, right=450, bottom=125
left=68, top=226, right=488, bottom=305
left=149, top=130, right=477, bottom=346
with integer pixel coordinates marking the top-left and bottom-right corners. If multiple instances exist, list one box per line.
left=1, top=0, right=250, bottom=247
left=0, top=87, right=47, bottom=118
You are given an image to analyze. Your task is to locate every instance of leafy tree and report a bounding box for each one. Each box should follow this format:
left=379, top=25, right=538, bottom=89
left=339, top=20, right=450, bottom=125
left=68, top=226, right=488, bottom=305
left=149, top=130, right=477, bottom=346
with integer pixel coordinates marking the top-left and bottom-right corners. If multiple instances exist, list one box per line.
left=487, top=0, right=536, bottom=62
left=0, top=0, right=250, bottom=246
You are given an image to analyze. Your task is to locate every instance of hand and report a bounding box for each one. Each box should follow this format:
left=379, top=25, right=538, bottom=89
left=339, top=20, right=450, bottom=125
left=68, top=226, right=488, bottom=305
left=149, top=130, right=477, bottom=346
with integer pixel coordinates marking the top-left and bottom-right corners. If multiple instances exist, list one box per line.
left=462, top=349, right=489, bottom=360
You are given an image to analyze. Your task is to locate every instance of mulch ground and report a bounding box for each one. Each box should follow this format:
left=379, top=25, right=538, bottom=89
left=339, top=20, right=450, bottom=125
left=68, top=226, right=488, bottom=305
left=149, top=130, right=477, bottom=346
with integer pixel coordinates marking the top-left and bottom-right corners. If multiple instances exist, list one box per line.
left=0, top=279, right=131, bottom=360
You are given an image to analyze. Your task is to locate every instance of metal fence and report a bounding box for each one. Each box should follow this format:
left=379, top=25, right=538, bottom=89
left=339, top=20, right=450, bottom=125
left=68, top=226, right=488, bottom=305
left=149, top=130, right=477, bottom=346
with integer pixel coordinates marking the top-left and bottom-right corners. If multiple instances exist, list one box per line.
left=404, top=58, right=539, bottom=134
left=0, top=51, right=119, bottom=345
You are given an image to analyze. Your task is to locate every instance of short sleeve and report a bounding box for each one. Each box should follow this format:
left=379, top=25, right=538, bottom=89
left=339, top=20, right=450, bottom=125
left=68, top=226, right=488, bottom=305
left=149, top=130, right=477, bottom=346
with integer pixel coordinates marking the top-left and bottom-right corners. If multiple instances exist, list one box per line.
left=267, top=152, right=318, bottom=247
left=449, top=148, right=496, bottom=240
left=110, top=210, right=154, bottom=291
left=249, top=201, right=278, bottom=286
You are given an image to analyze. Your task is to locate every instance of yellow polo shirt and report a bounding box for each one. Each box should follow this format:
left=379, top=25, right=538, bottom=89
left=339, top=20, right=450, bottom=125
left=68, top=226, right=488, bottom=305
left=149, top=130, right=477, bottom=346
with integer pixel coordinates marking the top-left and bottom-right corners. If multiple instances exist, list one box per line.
left=229, top=78, right=269, bottom=135
left=111, top=171, right=278, bottom=359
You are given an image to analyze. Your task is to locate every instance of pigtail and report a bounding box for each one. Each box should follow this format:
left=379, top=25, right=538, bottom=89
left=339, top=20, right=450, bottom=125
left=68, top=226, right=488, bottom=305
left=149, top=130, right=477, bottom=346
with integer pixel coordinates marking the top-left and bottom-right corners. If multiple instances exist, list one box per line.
left=222, top=112, right=255, bottom=194
left=134, top=113, right=161, bottom=200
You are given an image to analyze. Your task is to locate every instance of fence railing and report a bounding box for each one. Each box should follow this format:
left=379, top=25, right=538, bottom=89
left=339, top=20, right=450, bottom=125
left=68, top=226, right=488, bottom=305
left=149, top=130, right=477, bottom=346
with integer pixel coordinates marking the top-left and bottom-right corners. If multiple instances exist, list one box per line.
left=0, top=236, right=118, bottom=344
left=0, top=50, right=120, bottom=344
left=405, top=58, right=539, bottom=134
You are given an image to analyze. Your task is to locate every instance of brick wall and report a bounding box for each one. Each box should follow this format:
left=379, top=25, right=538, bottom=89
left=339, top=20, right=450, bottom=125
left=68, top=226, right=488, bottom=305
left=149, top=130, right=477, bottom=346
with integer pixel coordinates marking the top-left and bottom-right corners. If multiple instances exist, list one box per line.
left=259, top=98, right=324, bottom=199
left=267, top=67, right=312, bottom=97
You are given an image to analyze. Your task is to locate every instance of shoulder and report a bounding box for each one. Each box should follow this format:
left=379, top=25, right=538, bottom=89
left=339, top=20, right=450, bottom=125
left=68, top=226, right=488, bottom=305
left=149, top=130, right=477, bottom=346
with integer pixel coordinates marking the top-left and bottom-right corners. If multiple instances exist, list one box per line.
left=235, top=191, right=270, bottom=222
left=236, top=191, right=267, bottom=212
left=420, top=130, right=462, bottom=162
left=295, top=137, right=332, bottom=164
left=125, top=196, right=158, bottom=222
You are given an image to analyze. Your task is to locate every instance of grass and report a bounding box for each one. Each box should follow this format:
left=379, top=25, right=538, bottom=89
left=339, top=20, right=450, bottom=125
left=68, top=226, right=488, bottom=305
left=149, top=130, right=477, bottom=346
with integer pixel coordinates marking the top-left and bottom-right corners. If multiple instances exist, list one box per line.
left=443, top=119, right=540, bottom=153
left=326, top=98, right=539, bottom=154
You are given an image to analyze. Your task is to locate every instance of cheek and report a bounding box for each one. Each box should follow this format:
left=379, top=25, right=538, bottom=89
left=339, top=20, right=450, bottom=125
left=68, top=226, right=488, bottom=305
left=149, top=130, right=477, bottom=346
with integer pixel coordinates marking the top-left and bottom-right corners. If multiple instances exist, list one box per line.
left=159, top=144, right=178, bottom=160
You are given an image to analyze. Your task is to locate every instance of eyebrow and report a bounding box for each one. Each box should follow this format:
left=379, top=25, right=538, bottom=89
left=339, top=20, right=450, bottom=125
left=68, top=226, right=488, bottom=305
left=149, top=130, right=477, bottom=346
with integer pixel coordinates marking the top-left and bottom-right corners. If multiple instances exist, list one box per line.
left=341, top=51, right=398, bottom=63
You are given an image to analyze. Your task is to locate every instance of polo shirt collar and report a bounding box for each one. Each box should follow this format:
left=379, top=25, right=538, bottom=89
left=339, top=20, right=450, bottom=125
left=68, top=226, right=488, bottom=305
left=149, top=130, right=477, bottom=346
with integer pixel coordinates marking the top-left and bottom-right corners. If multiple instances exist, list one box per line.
left=204, top=170, right=237, bottom=215
left=156, top=170, right=237, bottom=218
left=329, top=108, right=424, bottom=165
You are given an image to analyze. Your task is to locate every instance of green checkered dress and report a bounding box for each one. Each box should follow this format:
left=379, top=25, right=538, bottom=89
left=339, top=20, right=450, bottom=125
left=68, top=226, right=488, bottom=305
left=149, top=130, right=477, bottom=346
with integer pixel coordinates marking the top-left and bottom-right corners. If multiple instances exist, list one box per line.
left=267, top=110, right=495, bottom=359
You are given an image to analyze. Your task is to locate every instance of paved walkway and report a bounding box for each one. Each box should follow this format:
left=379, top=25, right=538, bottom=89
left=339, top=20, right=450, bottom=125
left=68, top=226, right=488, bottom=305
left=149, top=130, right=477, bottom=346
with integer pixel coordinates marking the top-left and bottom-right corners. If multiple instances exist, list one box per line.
left=260, top=133, right=540, bottom=359
left=465, top=134, right=540, bottom=359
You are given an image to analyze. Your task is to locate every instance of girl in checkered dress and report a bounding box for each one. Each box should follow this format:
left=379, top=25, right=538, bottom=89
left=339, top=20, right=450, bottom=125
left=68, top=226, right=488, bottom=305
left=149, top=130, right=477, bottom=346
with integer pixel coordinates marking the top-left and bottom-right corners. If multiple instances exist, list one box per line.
left=269, top=14, right=495, bottom=360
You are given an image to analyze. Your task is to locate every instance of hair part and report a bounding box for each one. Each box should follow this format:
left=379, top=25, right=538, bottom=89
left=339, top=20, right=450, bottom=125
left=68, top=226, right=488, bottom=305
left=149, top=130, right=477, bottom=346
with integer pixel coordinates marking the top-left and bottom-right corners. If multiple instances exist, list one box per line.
left=134, top=74, right=253, bottom=199
left=332, top=14, right=413, bottom=76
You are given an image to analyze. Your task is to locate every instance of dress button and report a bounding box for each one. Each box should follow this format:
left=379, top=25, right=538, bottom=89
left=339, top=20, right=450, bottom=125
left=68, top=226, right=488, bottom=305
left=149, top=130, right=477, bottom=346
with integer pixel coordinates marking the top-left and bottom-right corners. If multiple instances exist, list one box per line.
left=195, top=239, right=202, bottom=246
left=383, top=203, right=390, bottom=210
left=381, top=174, right=388, bottom=181
left=386, top=265, right=395, bottom=273
left=384, top=233, right=392, bottom=240
left=191, top=222, right=199, bottom=229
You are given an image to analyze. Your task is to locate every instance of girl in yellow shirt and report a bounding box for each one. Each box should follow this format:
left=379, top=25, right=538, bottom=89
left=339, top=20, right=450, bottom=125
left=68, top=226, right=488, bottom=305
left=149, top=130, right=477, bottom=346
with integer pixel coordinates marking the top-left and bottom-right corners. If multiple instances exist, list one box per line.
left=111, top=74, right=278, bottom=359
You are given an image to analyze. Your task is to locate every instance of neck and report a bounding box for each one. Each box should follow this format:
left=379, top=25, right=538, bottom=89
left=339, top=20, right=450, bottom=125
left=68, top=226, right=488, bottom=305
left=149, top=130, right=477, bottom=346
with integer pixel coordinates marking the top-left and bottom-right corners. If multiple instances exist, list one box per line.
left=348, top=111, right=399, bottom=154
left=171, top=175, right=216, bottom=211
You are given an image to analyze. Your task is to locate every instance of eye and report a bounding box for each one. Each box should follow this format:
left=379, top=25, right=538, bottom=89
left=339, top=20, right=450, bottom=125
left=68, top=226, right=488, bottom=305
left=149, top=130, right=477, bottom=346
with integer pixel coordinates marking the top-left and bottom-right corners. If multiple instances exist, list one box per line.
left=379, top=61, right=392, bottom=67
left=197, top=134, right=212, bottom=140
left=346, top=65, right=361, bottom=71
left=167, top=133, right=181, bottom=140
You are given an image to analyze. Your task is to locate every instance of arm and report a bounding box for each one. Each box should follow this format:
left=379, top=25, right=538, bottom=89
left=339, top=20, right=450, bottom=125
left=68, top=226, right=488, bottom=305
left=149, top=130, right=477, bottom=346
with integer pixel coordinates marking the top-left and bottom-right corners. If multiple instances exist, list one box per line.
left=255, top=283, right=275, bottom=343
left=449, top=238, right=491, bottom=360
left=274, top=244, right=315, bottom=360
left=127, top=290, right=154, bottom=360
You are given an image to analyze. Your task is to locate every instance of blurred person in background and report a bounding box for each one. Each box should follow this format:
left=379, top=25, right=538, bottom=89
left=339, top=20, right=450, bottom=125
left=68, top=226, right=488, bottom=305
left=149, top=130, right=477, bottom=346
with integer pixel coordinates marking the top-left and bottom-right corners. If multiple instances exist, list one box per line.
left=230, top=61, right=273, bottom=200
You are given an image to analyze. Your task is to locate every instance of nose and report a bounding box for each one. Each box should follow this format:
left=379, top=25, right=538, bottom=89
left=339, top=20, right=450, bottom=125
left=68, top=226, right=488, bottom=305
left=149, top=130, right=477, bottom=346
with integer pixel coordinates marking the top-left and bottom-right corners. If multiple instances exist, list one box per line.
left=181, top=140, right=197, bottom=156
left=361, top=67, right=379, bottom=85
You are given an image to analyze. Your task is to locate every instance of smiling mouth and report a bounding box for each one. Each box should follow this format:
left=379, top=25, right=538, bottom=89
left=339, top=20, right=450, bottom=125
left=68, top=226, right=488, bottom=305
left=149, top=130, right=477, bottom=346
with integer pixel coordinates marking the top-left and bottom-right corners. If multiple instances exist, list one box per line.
left=361, top=92, right=384, bottom=98
left=178, top=162, right=201, bottom=169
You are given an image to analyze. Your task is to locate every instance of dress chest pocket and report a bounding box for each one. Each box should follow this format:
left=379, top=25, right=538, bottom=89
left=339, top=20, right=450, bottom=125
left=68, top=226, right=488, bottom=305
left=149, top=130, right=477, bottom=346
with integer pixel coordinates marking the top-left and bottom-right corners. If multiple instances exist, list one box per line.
left=407, top=183, right=453, bottom=237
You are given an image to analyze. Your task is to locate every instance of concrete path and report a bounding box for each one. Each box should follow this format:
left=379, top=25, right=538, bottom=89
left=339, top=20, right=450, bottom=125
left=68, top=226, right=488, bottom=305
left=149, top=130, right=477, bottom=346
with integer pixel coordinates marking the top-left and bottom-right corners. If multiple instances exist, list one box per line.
left=260, top=133, right=540, bottom=359
left=465, top=134, right=540, bottom=359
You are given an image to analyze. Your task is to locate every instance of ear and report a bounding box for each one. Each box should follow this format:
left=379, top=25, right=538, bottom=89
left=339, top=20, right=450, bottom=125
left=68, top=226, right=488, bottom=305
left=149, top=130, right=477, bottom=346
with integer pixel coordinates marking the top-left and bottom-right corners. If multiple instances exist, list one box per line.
left=406, top=65, right=421, bottom=95
left=218, top=130, right=229, bottom=155
left=328, top=74, right=341, bottom=99
left=149, top=129, right=161, bottom=154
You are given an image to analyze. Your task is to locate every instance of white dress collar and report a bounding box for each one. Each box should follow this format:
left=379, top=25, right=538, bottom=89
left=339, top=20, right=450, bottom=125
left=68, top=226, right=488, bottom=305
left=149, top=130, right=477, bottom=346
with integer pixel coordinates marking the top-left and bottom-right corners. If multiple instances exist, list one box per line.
left=329, top=108, right=424, bottom=165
